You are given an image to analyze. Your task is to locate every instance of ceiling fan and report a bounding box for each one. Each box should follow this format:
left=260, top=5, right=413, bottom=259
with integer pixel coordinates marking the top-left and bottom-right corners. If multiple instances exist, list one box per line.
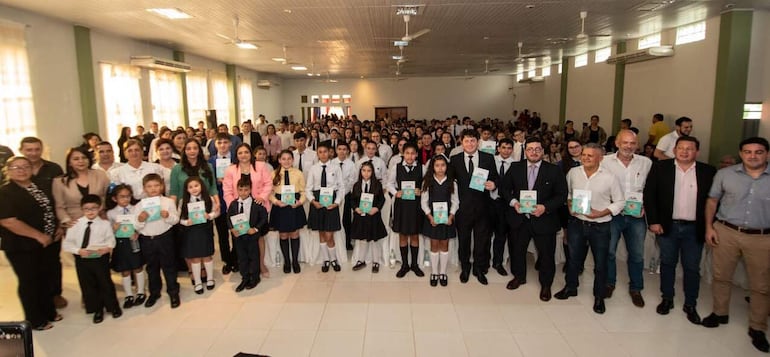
left=514, top=42, right=547, bottom=63
left=375, top=14, right=431, bottom=44
left=388, top=62, right=409, bottom=81
left=272, top=45, right=299, bottom=65
left=319, top=72, right=338, bottom=83
left=453, top=69, right=474, bottom=80
left=575, top=11, right=611, bottom=41
left=482, top=59, right=500, bottom=75
left=215, top=15, right=268, bottom=50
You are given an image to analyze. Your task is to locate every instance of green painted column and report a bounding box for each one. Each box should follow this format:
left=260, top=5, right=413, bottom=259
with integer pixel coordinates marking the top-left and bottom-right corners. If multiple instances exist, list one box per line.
left=73, top=26, right=99, bottom=134
left=226, top=64, right=238, bottom=127
left=558, top=56, right=570, bottom=126
left=173, top=51, right=190, bottom=127
left=709, top=10, right=753, bottom=164
left=611, top=42, right=626, bottom=134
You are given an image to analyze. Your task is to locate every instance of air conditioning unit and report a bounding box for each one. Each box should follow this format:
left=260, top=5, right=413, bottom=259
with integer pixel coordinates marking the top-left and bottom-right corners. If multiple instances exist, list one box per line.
left=605, top=46, right=674, bottom=64
left=257, top=79, right=277, bottom=88
left=129, top=56, right=192, bottom=72
left=518, top=76, right=545, bottom=84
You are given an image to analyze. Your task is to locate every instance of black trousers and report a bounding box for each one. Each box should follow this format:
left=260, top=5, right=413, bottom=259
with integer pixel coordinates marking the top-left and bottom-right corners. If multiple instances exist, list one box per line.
left=214, top=214, right=238, bottom=267
left=74, top=255, right=119, bottom=313
left=342, top=193, right=352, bottom=247
left=491, top=201, right=509, bottom=266
left=44, top=240, right=63, bottom=296
left=456, top=207, right=492, bottom=272
left=509, top=219, right=556, bottom=287
left=5, top=250, right=57, bottom=327
left=235, top=234, right=260, bottom=281
left=139, top=231, right=179, bottom=296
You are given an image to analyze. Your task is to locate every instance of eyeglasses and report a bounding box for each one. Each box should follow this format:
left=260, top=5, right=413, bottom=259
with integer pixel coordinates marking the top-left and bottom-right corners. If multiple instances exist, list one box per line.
left=82, top=207, right=101, bottom=212
left=8, top=165, right=31, bottom=171
left=525, top=148, right=543, bottom=153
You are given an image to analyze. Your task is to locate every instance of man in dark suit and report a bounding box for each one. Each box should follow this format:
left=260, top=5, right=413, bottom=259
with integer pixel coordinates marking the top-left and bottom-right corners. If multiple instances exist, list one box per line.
left=237, top=120, right=263, bottom=149
left=500, top=137, right=568, bottom=301
left=644, top=136, right=715, bottom=324
left=450, top=129, right=499, bottom=285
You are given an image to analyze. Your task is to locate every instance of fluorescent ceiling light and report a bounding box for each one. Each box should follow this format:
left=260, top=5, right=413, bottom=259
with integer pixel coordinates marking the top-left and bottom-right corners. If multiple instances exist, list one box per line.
left=272, top=57, right=286, bottom=62
left=146, top=8, right=192, bottom=19
left=291, top=66, right=307, bottom=71
left=392, top=55, right=403, bottom=60
left=236, top=42, right=258, bottom=50
left=307, top=73, right=314, bottom=76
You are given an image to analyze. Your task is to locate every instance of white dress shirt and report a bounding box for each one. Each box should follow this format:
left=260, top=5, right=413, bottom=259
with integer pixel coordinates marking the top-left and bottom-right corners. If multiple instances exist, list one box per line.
left=278, top=131, right=294, bottom=150
left=109, top=161, right=164, bottom=200
left=512, top=141, right=526, bottom=162
left=292, top=149, right=318, bottom=176
left=331, top=157, right=357, bottom=193
left=463, top=151, right=480, bottom=172
left=673, top=161, right=698, bottom=221
left=91, top=161, right=123, bottom=174
left=355, top=155, right=387, bottom=181
left=236, top=196, right=253, bottom=219
left=62, top=217, right=115, bottom=254
left=377, top=144, right=393, bottom=165
left=386, top=160, right=421, bottom=195
left=305, top=160, right=345, bottom=204
left=566, top=166, right=625, bottom=223
left=600, top=153, right=652, bottom=194
left=494, top=155, right=514, bottom=177
left=420, top=176, right=460, bottom=216
left=655, top=130, right=680, bottom=159
left=134, top=196, right=180, bottom=236
left=388, top=153, right=403, bottom=170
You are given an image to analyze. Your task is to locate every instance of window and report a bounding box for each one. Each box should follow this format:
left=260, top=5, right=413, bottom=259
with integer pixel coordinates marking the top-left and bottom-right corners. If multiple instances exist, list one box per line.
left=149, top=70, right=183, bottom=130
left=528, top=70, right=536, bottom=78
left=638, top=33, right=661, bottom=49
left=238, top=78, right=254, bottom=122
left=541, top=66, right=551, bottom=77
left=676, top=21, right=706, bottom=45
left=558, top=63, right=562, bottom=74
left=594, top=47, right=611, bottom=63
left=0, top=21, right=37, bottom=147
left=516, top=73, right=523, bottom=82
left=210, top=72, right=229, bottom=126
left=186, top=71, right=209, bottom=126
left=743, top=103, right=763, bottom=120
left=100, top=63, right=142, bottom=145
left=574, top=53, right=588, bottom=68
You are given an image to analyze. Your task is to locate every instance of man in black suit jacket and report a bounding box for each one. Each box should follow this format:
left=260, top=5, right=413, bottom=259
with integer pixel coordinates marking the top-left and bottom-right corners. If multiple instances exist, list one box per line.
left=237, top=120, right=263, bottom=149
left=450, top=129, right=499, bottom=285
left=500, top=137, right=568, bottom=301
left=644, top=136, right=715, bottom=324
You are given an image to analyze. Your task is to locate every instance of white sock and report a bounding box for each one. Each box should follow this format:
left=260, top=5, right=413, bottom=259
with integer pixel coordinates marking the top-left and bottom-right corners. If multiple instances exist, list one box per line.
left=359, top=241, right=369, bottom=262
left=320, top=242, right=330, bottom=261
left=328, top=245, right=338, bottom=261
left=121, top=276, right=133, bottom=297
left=135, top=271, right=146, bottom=294
left=370, top=242, right=382, bottom=264
left=439, top=251, right=449, bottom=275
left=430, top=252, right=439, bottom=275
left=192, top=263, right=202, bottom=285
left=203, top=261, right=214, bottom=283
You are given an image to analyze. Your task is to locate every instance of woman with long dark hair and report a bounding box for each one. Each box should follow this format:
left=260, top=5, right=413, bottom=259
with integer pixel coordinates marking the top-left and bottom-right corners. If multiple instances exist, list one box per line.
left=52, top=147, right=110, bottom=229
left=117, top=127, right=132, bottom=163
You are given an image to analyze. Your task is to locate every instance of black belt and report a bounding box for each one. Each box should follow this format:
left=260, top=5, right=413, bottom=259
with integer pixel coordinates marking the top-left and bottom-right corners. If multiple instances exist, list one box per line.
left=575, top=219, right=609, bottom=227
left=139, top=230, right=173, bottom=240
left=671, top=219, right=696, bottom=225
left=718, top=220, right=770, bottom=235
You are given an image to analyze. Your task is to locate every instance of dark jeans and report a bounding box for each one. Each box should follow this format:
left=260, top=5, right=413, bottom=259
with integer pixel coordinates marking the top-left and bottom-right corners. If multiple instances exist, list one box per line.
left=566, top=219, right=610, bottom=298
left=140, top=231, right=180, bottom=296
left=74, top=255, right=119, bottom=313
left=510, top=220, right=556, bottom=287
left=214, top=214, right=238, bottom=267
left=5, top=250, right=57, bottom=327
left=658, top=221, right=703, bottom=306
left=235, top=234, right=261, bottom=281
left=608, top=215, right=647, bottom=291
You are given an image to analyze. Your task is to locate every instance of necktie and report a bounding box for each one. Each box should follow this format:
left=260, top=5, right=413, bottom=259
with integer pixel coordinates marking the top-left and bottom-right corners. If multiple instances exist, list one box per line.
left=528, top=164, right=537, bottom=190
left=123, top=207, right=129, bottom=214
left=520, top=144, right=525, bottom=161
left=239, top=201, right=244, bottom=214
left=298, top=152, right=303, bottom=171
left=284, top=170, right=290, bottom=185
left=468, top=155, right=474, bottom=173
left=339, top=162, right=343, bottom=170
left=313, top=140, right=317, bottom=150
left=321, top=165, right=327, bottom=187
left=81, top=221, right=92, bottom=249
left=499, top=161, right=505, bottom=176
left=365, top=182, right=369, bottom=193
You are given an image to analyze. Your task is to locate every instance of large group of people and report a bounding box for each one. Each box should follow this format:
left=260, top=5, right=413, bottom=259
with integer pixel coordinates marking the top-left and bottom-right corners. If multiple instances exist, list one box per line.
left=0, top=111, right=768, bottom=353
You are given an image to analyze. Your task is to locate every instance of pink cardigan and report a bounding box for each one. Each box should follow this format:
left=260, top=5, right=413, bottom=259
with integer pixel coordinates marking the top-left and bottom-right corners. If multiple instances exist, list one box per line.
left=222, top=162, right=274, bottom=212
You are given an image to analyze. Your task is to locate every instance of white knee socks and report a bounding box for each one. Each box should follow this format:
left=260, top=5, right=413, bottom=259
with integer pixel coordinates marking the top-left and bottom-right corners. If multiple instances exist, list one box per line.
left=135, top=271, right=145, bottom=294
left=370, top=242, right=382, bottom=264
left=122, top=276, right=133, bottom=297
left=439, top=251, right=449, bottom=275
left=320, top=242, right=330, bottom=261
left=430, top=252, right=439, bottom=275
left=203, top=261, right=214, bottom=282
left=192, top=263, right=202, bottom=285
left=328, top=245, right=338, bottom=261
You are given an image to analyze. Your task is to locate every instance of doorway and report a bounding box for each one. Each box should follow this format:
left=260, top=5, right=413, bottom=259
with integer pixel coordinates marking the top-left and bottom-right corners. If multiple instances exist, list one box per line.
left=375, top=106, right=408, bottom=124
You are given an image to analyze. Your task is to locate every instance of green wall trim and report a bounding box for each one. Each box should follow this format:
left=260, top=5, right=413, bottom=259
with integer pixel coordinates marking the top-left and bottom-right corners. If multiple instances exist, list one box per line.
left=709, top=10, right=753, bottom=165
left=226, top=64, right=238, bottom=127
left=558, top=56, right=569, bottom=126
left=173, top=51, right=190, bottom=127
left=73, top=26, right=99, bottom=134
left=611, top=42, right=627, bottom=134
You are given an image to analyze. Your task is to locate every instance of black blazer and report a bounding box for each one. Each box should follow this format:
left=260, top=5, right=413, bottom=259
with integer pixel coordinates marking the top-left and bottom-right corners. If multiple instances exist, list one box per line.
left=500, top=160, right=568, bottom=235
left=226, top=198, right=269, bottom=236
left=449, top=151, right=499, bottom=210
left=237, top=132, right=264, bottom=149
left=643, top=159, right=716, bottom=242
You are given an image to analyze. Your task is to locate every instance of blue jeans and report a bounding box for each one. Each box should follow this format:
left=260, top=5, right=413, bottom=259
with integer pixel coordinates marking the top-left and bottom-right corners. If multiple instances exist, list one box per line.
left=657, top=221, right=703, bottom=307
left=608, top=215, right=647, bottom=291
left=566, top=219, right=610, bottom=298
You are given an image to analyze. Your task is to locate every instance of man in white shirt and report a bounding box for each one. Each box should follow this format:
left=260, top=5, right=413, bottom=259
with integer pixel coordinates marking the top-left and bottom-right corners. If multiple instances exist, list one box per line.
left=600, top=130, right=652, bottom=307
left=291, top=132, right=317, bottom=177
left=92, top=142, right=123, bottom=173
left=355, top=141, right=387, bottom=182
left=331, top=142, right=357, bottom=250
left=555, top=143, right=625, bottom=315
left=277, top=122, right=294, bottom=151
left=511, top=129, right=527, bottom=162
left=370, top=131, right=393, bottom=164
left=491, top=138, right=515, bottom=275
left=255, top=114, right=268, bottom=136
left=654, top=117, right=693, bottom=160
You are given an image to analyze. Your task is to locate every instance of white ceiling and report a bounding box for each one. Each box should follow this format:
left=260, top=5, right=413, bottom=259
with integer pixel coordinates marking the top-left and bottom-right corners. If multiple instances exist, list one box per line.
left=1, top=0, right=767, bottom=78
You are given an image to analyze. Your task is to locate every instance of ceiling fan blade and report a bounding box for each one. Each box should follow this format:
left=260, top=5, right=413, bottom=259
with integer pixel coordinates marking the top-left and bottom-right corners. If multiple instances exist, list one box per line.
left=216, top=33, right=234, bottom=41
left=405, top=28, right=431, bottom=41
left=240, top=39, right=271, bottom=43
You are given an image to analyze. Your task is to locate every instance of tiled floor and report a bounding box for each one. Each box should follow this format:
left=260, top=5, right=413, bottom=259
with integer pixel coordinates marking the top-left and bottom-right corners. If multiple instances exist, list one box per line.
left=0, top=253, right=765, bottom=357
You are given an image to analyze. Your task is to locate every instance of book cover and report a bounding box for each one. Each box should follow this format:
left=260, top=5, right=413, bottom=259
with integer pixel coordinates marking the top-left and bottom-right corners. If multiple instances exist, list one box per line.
left=230, top=213, right=250, bottom=236
left=469, top=167, right=489, bottom=192
left=479, top=140, right=496, bottom=155
left=401, top=181, right=416, bottom=200
left=188, top=201, right=207, bottom=225
left=215, top=158, right=230, bottom=179
left=115, top=214, right=135, bottom=238
left=319, top=187, right=334, bottom=207
left=143, top=196, right=161, bottom=222
left=623, top=191, right=642, bottom=217
left=519, top=190, right=538, bottom=214
left=281, top=185, right=296, bottom=205
left=433, top=202, right=449, bottom=224
left=571, top=189, right=592, bottom=215
left=359, top=193, right=374, bottom=214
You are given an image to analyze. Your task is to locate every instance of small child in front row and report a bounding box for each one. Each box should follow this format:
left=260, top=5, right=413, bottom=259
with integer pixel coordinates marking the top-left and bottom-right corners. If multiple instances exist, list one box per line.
left=306, top=143, right=344, bottom=272
left=269, top=150, right=307, bottom=274
left=134, top=173, right=181, bottom=308
left=178, top=176, right=220, bottom=295
left=62, top=194, right=121, bottom=324
left=228, top=178, right=268, bottom=292
left=106, top=184, right=146, bottom=309
left=350, top=162, right=388, bottom=273
left=421, top=155, right=459, bottom=287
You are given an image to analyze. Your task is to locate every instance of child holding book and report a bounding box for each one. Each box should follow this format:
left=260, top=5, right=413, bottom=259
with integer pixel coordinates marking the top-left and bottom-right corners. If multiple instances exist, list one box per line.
left=269, top=150, right=307, bottom=274
left=350, top=162, right=388, bottom=273
left=62, top=194, right=122, bottom=323
left=386, top=143, right=424, bottom=278
left=106, top=184, right=146, bottom=308
left=305, top=142, right=344, bottom=272
left=178, top=176, right=220, bottom=294
left=421, top=155, right=459, bottom=287
left=228, top=178, right=268, bottom=292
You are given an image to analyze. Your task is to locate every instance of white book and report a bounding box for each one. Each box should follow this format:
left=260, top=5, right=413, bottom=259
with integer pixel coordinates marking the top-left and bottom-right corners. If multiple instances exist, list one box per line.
left=115, top=214, right=135, bottom=238
left=188, top=201, right=207, bottom=225
left=230, top=213, right=250, bottom=236
left=281, top=185, right=296, bottom=205
left=359, top=193, right=374, bottom=214
left=469, top=167, right=489, bottom=192
left=401, top=181, right=416, bottom=200
left=319, top=187, right=334, bottom=207
left=142, top=196, right=161, bottom=222
left=623, top=191, right=643, bottom=217
left=519, top=190, right=537, bottom=214
left=215, top=158, right=230, bottom=179
left=571, top=189, right=592, bottom=215
left=433, top=202, right=448, bottom=224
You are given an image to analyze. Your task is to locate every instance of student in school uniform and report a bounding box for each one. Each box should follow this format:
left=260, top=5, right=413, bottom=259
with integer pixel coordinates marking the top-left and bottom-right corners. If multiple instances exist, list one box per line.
left=178, top=177, right=220, bottom=294
left=228, top=178, right=268, bottom=292
left=490, top=138, right=515, bottom=276
left=355, top=141, right=387, bottom=182
left=421, top=155, right=459, bottom=287
left=350, top=161, right=388, bottom=272
left=62, top=194, right=121, bottom=324
left=386, top=143, right=425, bottom=278
left=292, top=131, right=317, bottom=176
left=330, top=141, right=357, bottom=250
left=207, top=132, right=238, bottom=275
left=106, top=184, right=146, bottom=309
left=305, top=142, right=344, bottom=272
left=269, top=150, right=307, bottom=274
left=134, top=174, right=181, bottom=308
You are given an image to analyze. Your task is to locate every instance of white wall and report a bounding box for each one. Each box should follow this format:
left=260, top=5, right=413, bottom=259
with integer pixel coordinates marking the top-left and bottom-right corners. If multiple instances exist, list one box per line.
left=510, top=68, right=561, bottom=126
left=623, top=16, right=720, bottom=160
left=567, top=54, right=616, bottom=129
left=252, top=73, right=283, bottom=122
left=746, top=10, right=770, bottom=140
left=281, top=75, right=514, bottom=122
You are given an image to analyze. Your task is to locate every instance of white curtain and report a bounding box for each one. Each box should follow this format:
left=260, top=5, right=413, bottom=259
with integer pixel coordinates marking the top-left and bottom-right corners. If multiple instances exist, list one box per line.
left=210, top=72, right=229, bottom=126
left=0, top=20, right=37, bottom=148
left=149, top=69, right=183, bottom=130
left=238, top=78, right=254, bottom=123
left=186, top=70, right=209, bottom=127
left=100, top=63, right=142, bottom=145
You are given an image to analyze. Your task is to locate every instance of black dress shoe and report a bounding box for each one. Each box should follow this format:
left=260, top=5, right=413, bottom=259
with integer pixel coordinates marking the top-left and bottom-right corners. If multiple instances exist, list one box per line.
left=749, top=328, right=770, bottom=352
left=439, top=274, right=448, bottom=287
left=476, top=272, right=488, bottom=285
left=235, top=280, right=248, bottom=292
left=459, top=270, right=470, bottom=283
left=112, top=307, right=122, bottom=319
left=231, top=264, right=239, bottom=273
left=292, top=262, right=301, bottom=274
left=222, top=265, right=232, bottom=275
left=593, top=298, right=606, bottom=314
left=123, top=296, right=134, bottom=309
left=629, top=291, right=645, bottom=307
left=656, top=299, right=674, bottom=315
left=411, top=265, right=425, bottom=277
left=246, top=277, right=260, bottom=290
left=701, top=313, right=729, bottom=328
left=321, top=261, right=330, bottom=273
left=144, top=295, right=160, bottom=308
left=372, top=263, right=380, bottom=274
left=169, top=294, right=181, bottom=309
left=352, top=261, right=367, bottom=271
left=605, top=284, right=615, bottom=299
left=430, top=274, right=438, bottom=287
left=134, top=294, right=146, bottom=306
left=331, top=260, right=341, bottom=272
left=283, top=263, right=292, bottom=273
left=554, top=287, right=578, bottom=300
left=683, top=305, right=701, bottom=325
left=93, top=310, right=104, bottom=324
left=493, top=264, right=508, bottom=276
left=396, top=264, right=410, bottom=278
left=506, top=278, right=526, bottom=290
left=540, top=287, right=552, bottom=302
